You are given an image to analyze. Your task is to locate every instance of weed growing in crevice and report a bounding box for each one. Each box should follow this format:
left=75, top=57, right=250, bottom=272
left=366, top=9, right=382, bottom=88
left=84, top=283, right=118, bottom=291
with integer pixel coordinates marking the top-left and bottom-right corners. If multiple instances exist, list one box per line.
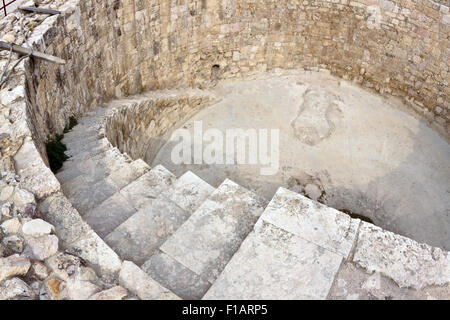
left=46, top=134, right=69, bottom=173
left=64, top=116, right=78, bottom=133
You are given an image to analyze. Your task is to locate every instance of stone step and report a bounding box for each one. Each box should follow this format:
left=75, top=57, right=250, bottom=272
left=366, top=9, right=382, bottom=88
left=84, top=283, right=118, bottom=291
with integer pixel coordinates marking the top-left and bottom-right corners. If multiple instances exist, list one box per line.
left=56, top=143, right=111, bottom=183
left=63, top=123, right=99, bottom=140
left=142, top=179, right=265, bottom=299
left=141, top=251, right=211, bottom=300
left=64, top=138, right=111, bottom=163
left=119, top=261, right=180, bottom=300
left=83, top=191, right=137, bottom=238
left=65, top=138, right=103, bottom=157
left=203, top=187, right=359, bottom=300
left=60, top=149, right=130, bottom=198
left=84, top=165, right=174, bottom=239
left=108, top=159, right=150, bottom=189
left=104, top=171, right=215, bottom=265
left=62, top=134, right=98, bottom=150
left=68, top=176, right=120, bottom=215
left=118, top=164, right=176, bottom=211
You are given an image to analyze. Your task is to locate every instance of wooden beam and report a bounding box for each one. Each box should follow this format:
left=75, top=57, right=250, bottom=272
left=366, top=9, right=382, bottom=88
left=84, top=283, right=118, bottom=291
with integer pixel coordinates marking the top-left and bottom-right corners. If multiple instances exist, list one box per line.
left=0, top=41, right=66, bottom=65
left=19, top=6, right=61, bottom=15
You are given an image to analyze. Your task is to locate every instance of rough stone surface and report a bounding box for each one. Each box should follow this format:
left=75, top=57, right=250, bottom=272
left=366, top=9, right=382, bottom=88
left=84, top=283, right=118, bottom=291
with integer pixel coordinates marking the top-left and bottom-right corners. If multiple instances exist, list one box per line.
left=160, top=171, right=215, bottom=212
left=142, top=251, right=212, bottom=300
left=261, top=188, right=359, bottom=258
left=23, top=235, right=58, bottom=260
left=204, top=219, right=343, bottom=300
left=0, top=254, right=31, bottom=282
left=105, top=170, right=213, bottom=265
left=118, top=164, right=176, bottom=210
left=61, top=278, right=101, bottom=300
left=22, top=219, right=54, bottom=237
left=352, top=222, right=450, bottom=290
left=28, top=261, right=50, bottom=281
left=84, top=192, right=137, bottom=238
left=66, top=230, right=122, bottom=275
left=40, top=277, right=64, bottom=300
left=2, top=235, right=24, bottom=254
left=38, top=193, right=91, bottom=246
left=105, top=196, right=189, bottom=266
left=0, top=277, right=34, bottom=300
left=328, top=262, right=450, bottom=300
left=160, top=179, right=265, bottom=284
left=88, top=286, right=128, bottom=300
left=0, top=0, right=449, bottom=301
left=119, top=261, right=180, bottom=300
left=1, top=218, right=22, bottom=235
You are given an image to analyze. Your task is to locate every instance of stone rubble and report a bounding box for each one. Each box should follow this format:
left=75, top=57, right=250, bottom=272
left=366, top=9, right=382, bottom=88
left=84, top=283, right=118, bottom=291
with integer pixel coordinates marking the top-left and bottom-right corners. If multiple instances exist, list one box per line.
left=0, top=190, right=133, bottom=299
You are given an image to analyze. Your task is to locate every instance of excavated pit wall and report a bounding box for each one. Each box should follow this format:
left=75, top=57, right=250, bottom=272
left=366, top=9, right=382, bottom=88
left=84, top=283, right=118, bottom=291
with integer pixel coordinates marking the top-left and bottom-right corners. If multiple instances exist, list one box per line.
left=24, top=0, right=450, bottom=164
left=103, top=91, right=217, bottom=163
left=0, top=0, right=448, bottom=294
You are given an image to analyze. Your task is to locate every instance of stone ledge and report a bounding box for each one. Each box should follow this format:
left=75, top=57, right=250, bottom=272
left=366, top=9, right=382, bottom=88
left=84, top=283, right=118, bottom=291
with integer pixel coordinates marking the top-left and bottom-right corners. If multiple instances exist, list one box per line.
left=352, top=222, right=450, bottom=290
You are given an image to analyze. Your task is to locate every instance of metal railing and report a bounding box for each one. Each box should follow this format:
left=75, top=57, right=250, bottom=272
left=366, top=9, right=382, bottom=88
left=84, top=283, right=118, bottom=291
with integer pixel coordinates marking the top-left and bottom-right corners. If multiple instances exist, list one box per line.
left=1, top=0, right=18, bottom=16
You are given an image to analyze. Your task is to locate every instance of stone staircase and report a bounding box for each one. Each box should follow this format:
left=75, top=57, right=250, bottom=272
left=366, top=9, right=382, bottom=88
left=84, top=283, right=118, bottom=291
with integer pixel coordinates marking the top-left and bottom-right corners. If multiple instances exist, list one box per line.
left=53, top=98, right=449, bottom=300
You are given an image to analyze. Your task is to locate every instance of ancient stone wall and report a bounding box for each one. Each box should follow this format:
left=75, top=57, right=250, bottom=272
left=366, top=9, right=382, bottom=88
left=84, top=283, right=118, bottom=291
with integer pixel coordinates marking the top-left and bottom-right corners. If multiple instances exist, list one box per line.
left=25, top=0, right=449, bottom=159
left=103, top=91, right=216, bottom=163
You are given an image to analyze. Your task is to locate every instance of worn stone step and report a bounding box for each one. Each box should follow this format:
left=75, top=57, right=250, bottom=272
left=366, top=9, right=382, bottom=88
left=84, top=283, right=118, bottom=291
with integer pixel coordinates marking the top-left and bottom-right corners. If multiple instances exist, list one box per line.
left=62, top=134, right=98, bottom=148
left=63, top=124, right=99, bottom=139
left=64, top=138, right=111, bottom=163
left=203, top=219, right=343, bottom=300
left=143, top=179, right=265, bottom=298
left=108, top=159, right=150, bottom=189
left=159, top=170, right=216, bottom=213
left=104, top=197, right=188, bottom=266
left=141, top=251, right=211, bottom=300
left=68, top=176, right=120, bottom=215
left=104, top=171, right=214, bottom=265
left=60, top=148, right=130, bottom=197
left=65, top=138, right=103, bottom=157
left=119, top=261, right=180, bottom=300
left=118, top=164, right=176, bottom=210
left=83, top=191, right=137, bottom=238
left=260, top=187, right=360, bottom=258
left=82, top=165, right=176, bottom=239
left=57, top=150, right=109, bottom=184
left=203, top=187, right=358, bottom=300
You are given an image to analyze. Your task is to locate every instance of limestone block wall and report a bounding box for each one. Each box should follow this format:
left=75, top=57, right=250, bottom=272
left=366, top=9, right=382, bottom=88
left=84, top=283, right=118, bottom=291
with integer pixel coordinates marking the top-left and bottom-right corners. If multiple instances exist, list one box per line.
left=24, top=0, right=449, bottom=161
left=103, top=91, right=216, bottom=163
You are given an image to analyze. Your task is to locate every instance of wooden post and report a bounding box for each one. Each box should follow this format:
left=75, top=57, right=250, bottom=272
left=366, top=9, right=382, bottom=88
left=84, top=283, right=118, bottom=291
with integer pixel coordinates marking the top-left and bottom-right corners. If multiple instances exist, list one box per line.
left=19, top=6, right=61, bottom=15
left=0, top=41, right=66, bottom=65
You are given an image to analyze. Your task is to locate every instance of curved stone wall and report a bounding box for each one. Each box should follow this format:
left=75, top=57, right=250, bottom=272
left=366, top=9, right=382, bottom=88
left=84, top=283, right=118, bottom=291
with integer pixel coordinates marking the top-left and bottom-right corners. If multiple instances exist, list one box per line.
left=0, top=0, right=448, bottom=296
left=102, top=90, right=217, bottom=163
left=25, top=0, right=449, bottom=161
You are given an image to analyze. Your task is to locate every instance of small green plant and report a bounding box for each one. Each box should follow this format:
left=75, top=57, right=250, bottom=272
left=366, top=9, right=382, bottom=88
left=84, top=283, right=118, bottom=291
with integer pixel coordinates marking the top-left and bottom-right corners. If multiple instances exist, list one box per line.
left=63, top=116, right=78, bottom=133
left=46, top=134, right=69, bottom=173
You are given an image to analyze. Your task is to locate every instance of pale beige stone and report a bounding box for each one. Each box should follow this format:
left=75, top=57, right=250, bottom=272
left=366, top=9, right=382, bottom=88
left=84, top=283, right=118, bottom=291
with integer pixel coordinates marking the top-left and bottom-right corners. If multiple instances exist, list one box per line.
left=22, top=219, right=54, bottom=237
left=353, top=222, right=450, bottom=290
left=119, top=261, right=180, bottom=300
left=24, top=235, right=58, bottom=260
left=88, top=286, right=128, bottom=300
left=0, top=254, right=31, bottom=282
left=0, top=278, right=33, bottom=300
left=1, top=218, right=22, bottom=234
